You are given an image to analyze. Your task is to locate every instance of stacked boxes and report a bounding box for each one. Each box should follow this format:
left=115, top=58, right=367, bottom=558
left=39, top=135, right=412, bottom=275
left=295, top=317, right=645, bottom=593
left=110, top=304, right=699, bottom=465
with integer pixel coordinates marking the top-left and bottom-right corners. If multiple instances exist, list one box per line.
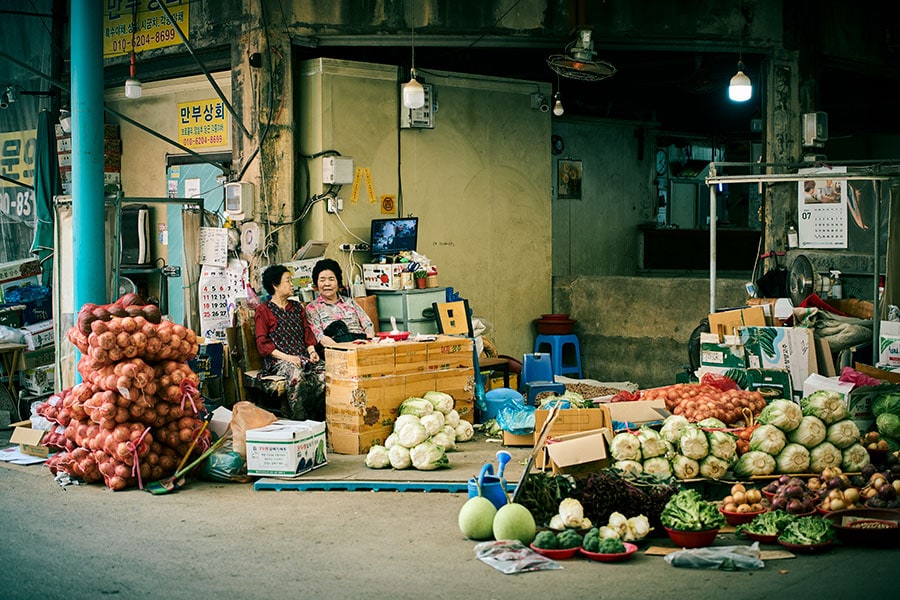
left=325, top=335, right=475, bottom=455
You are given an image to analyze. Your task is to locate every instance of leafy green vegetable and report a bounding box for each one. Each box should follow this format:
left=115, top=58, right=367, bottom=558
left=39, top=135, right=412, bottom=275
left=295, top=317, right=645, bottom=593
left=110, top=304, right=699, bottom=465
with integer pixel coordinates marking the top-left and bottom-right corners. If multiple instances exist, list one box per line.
left=732, top=450, right=776, bottom=477
left=801, top=390, right=849, bottom=424
left=734, top=509, right=796, bottom=537
left=776, top=443, right=811, bottom=474
left=556, top=529, right=584, bottom=549
left=757, top=399, right=803, bottom=432
left=826, top=419, right=860, bottom=449
left=749, top=424, right=787, bottom=455
left=660, top=489, right=725, bottom=531
left=872, top=392, right=900, bottom=418
left=532, top=530, right=559, bottom=549
left=787, top=415, right=827, bottom=448
left=582, top=528, right=601, bottom=552
left=596, top=537, right=626, bottom=554
left=877, top=412, right=900, bottom=439
left=777, top=516, right=834, bottom=545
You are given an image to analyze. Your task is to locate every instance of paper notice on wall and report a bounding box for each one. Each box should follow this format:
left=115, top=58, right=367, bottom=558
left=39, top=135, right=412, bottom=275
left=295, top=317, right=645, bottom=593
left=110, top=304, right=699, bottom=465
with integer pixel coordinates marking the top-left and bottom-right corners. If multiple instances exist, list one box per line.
left=797, top=166, right=848, bottom=249
left=199, top=258, right=248, bottom=341
left=199, top=227, right=228, bottom=267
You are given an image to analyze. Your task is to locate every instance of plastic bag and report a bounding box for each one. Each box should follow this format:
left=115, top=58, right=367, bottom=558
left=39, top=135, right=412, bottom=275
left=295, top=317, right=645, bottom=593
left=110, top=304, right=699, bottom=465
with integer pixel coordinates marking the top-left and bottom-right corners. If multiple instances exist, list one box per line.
left=200, top=438, right=253, bottom=482
left=700, top=372, right=740, bottom=392
left=664, top=542, right=764, bottom=571
left=231, top=401, right=278, bottom=457
left=496, top=398, right=535, bottom=435
left=474, top=540, right=563, bottom=574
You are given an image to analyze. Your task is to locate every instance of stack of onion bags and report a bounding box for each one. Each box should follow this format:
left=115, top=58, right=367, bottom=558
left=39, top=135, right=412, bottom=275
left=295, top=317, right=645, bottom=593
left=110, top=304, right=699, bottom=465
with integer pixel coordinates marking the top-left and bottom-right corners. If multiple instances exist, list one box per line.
left=364, top=391, right=474, bottom=471
left=39, top=294, right=206, bottom=491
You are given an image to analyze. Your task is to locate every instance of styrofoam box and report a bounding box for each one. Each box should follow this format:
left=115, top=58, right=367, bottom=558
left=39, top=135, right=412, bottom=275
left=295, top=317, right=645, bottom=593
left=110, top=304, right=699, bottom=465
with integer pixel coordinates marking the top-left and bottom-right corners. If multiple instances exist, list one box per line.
left=246, top=420, right=327, bottom=477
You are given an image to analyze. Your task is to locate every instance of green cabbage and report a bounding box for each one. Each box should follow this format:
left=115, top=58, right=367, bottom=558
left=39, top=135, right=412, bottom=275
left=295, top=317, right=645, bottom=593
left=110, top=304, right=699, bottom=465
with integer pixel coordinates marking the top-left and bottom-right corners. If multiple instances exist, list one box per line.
left=642, top=456, right=672, bottom=477
left=610, top=432, right=642, bottom=461
left=757, top=399, right=803, bottom=432
left=660, top=415, right=690, bottom=444
left=733, top=451, right=776, bottom=477
left=409, top=440, right=450, bottom=470
left=699, top=455, right=730, bottom=480
left=809, top=441, right=842, bottom=473
left=678, top=425, right=709, bottom=460
left=423, top=390, right=455, bottom=414
left=872, top=393, right=900, bottom=418
left=399, top=397, right=434, bottom=417
left=395, top=415, right=428, bottom=448
left=749, top=423, right=787, bottom=455
left=825, top=419, right=860, bottom=449
left=637, top=426, right=667, bottom=459
left=454, top=420, right=474, bottom=442
left=697, top=417, right=728, bottom=430
left=877, top=412, right=900, bottom=439
left=613, top=460, right=643, bottom=475
left=775, top=443, right=811, bottom=474
left=706, top=429, right=737, bottom=462
left=801, top=390, right=849, bottom=424
left=388, top=444, right=411, bottom=469
left=787, top=415, right=827, bottom=448
left=445, top=409, right=460, bottom=428
left=365, top=445, right=391, bottom=469
left=420, top=412, right=445, bottom=436
left=671, top=454, right=700, bottom=479
left=841, top=443, right=871, bottom=472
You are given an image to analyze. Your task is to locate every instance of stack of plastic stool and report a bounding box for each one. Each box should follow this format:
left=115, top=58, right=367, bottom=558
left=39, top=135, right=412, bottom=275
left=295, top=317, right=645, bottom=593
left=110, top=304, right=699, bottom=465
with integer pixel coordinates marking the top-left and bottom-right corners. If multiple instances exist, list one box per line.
left=533, top=334, right=583, bottom=378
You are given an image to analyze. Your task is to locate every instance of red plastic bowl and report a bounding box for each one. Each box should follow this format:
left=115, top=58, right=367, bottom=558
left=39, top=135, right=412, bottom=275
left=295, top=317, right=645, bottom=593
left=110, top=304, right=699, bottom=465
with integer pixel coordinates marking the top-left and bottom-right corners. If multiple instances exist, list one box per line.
left=664, top=526, right=719, bottom=548
left=579, top=542, right=639, bottom=562
left=529, top=544, right=579, bottom=559
left=376, top=331, right=410, bottom=341
left=719, top=506, right=768, bottom=526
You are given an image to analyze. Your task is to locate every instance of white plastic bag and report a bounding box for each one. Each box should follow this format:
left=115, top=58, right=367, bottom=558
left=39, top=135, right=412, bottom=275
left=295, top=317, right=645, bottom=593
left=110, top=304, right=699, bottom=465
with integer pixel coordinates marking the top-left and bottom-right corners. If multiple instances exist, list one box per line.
left=664, top=542, right=764, bottom=571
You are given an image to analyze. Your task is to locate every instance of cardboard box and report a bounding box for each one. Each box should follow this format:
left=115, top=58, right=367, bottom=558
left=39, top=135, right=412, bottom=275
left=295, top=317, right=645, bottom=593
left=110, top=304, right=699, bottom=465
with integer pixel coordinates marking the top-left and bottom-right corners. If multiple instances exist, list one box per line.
left=741, top=368, right=793, bottom=401
left=708, top=306, right=766, bottom=337
left=245, top=420, right=327, bottom=477
left=19, top=319, right=54, bottom=351
left=878, top=321, right=900, bottom=368
left=282, top=258, right=319, bottom=290
left=363, top=263, right=406, bottom=291
left=0, top=303, right=25, bottom=327
left=503, top=406, right=612, bottom=448
left=740, top=326, right=816, bottom=399
left=503, top=431, right=534, bottom=447
left=699, top=333, right=745, bottom=369
left=393, top=340, right=428, bottom=374
left=16, top=345, right=55, bottom=371
left=426, top=336, right=473, bottom=371
left=0, top=276, right=40, bottom=304
left=10, top=424, right=50, bottom=458
left=605, top=399, right=669, bottom=427
left=0, top=258, right=41, bottom=283
left=325, top=343, right=396, bottom=379
left=329, top=426, right=393, bottom=455
left=210, top=406, right=232, bottom=437
left=325, top=374, right=407, bottom=437
left=543, top=428, right=613, bottom=476
left=21, top=363, right=55, bottom=395
left=747, top=298, right=794, bottom=326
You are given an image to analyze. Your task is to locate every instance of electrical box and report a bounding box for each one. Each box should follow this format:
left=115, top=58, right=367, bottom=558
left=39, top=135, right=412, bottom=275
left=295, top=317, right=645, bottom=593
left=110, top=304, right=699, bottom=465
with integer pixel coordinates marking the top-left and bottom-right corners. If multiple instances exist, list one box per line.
left=225, top=181, right=254, bottom=221
left=803, top=112, right=828, bottom=147
left=322, top=156, right=354, bottom=184
left=400, top=83, right=435, bottom=129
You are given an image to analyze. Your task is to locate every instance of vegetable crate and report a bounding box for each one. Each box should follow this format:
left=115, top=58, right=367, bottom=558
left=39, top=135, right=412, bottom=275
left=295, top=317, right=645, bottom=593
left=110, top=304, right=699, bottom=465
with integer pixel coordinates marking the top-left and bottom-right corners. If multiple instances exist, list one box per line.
left=245, top=420, right=327, bottom=477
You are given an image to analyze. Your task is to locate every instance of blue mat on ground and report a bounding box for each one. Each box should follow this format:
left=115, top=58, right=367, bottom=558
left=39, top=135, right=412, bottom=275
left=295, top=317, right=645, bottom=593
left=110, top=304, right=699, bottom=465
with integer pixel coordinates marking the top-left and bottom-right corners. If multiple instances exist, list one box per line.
left=253, top=478, right=518, bottom=493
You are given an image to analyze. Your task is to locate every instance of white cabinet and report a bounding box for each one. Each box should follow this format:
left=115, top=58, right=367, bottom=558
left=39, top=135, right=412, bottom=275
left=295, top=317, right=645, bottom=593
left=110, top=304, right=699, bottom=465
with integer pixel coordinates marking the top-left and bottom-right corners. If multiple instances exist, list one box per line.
left=374, top=288, right=446, bottom=334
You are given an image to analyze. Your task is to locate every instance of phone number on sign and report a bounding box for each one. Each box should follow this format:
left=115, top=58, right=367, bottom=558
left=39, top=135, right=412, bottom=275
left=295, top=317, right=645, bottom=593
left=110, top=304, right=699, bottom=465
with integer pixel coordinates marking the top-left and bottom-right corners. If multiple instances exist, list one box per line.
left=109, top=29, right=177, bottom=53
left=0, top=188, right=35, bottom=219
left=182, top=135, right=224, bottom=147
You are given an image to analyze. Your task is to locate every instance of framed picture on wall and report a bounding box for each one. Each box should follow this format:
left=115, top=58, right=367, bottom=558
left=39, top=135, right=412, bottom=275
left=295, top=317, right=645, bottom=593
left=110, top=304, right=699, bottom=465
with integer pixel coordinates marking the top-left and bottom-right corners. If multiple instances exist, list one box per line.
left=557, top=159, right=582, bottom=199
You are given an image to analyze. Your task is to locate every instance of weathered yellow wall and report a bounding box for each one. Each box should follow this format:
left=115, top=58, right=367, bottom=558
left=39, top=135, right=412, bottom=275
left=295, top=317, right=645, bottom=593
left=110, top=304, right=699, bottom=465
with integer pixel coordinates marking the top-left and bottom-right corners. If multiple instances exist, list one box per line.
left=298, top=58, right=552, bottom=357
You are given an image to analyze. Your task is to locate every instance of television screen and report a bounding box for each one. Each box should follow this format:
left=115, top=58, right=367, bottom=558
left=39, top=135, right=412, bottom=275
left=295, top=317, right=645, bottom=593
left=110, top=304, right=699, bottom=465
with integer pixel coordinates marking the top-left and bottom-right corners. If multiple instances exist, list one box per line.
left=370, top=217, right=419, bottom=256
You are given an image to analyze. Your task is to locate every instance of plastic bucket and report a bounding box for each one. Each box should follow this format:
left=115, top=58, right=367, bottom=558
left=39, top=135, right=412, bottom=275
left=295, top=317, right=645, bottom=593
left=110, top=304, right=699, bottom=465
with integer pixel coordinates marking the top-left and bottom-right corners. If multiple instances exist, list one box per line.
left=482, top=388, right=524, bottom=422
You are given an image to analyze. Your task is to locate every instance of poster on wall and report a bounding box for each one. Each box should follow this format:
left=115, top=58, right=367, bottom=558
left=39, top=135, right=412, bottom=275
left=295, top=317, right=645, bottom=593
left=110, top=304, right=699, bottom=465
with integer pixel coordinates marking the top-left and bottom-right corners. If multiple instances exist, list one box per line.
left=177, top=99, right=228, bottom=149
left=797, top=166, right=848, bottom=249
left=557, top=159, right=582, bottom=199
left=199, top=258, right=248, bottom=341
left=102, top=1, right=189, bottom=58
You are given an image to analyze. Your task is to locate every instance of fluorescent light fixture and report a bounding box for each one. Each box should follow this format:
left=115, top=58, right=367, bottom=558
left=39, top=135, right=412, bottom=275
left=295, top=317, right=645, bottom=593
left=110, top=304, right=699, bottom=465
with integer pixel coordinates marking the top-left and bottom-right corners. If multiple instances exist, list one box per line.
left=402, top=68, right=425, bottom=109
left=728, top=62, right=752, bottom=102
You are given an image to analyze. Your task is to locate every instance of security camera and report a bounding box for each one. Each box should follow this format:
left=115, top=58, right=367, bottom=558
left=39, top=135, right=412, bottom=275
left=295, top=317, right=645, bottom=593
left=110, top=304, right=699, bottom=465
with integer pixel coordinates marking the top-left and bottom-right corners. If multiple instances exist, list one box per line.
left=0, top=93, right=8, bottom=110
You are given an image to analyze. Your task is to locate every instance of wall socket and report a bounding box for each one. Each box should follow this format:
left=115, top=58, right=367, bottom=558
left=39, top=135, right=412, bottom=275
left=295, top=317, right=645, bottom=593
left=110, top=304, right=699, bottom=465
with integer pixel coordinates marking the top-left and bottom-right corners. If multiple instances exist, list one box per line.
left=326, top=196, right=343, bottom=213
left=339, top=243, right=369, bottom=251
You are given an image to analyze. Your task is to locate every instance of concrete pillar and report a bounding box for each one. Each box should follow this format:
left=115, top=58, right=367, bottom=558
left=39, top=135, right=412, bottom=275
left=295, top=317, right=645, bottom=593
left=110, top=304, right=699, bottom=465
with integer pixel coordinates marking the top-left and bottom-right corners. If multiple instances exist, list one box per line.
left=70, top=1, right=107, bottom=309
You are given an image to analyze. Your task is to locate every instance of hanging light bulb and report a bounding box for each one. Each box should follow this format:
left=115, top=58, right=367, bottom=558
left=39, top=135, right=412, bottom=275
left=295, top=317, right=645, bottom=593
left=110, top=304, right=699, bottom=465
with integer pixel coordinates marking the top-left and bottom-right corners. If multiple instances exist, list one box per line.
left=125, top=51, right=142, bottom=99
left=552, top=92, right=565, bottom=116
left=403, top=67, right=425, bottom=109
left=728, top=61, right=752, bottom=102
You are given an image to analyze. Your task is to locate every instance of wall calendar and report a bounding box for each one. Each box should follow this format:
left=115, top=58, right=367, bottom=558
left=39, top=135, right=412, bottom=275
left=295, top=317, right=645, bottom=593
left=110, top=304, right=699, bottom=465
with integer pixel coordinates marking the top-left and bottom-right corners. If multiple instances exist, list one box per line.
left=797, top=166, right=848, bottom=249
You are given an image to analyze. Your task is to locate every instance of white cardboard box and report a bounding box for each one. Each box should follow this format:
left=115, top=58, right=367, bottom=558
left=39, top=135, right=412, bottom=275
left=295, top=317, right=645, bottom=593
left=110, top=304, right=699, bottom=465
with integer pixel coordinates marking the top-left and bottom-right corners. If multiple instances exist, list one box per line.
left=878, top=321, right=900, bottom=368
left=19, top=319, right=54, bottom=351
left=363, top=263, right=406, bottom=291
left=246, top=420, right=327, bottom=477
left=740, top=326, right=816, bottom=399
left=21, top=363, right=55, bottom=395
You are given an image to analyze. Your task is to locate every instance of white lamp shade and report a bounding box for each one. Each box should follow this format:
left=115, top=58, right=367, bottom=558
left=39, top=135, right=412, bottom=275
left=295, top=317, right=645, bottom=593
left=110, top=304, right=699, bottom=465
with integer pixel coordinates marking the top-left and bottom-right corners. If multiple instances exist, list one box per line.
left=402, top=77, right=425, bottom=109
left=125, top=77, right=143, bottom=99
left=728, top=70, right=752, bottom=102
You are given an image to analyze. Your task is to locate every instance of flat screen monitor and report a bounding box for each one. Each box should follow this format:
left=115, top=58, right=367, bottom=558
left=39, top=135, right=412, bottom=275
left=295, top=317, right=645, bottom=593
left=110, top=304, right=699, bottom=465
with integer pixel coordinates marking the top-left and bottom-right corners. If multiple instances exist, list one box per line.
left=370, top=217, right=418, bottom=256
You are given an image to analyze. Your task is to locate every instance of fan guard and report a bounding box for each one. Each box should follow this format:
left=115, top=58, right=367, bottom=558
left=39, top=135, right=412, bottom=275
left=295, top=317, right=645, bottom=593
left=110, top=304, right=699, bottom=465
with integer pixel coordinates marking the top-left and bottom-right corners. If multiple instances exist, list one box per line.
left=547, top=30, right=617, bottom=82
left=788, top=254, right=835, bottom=306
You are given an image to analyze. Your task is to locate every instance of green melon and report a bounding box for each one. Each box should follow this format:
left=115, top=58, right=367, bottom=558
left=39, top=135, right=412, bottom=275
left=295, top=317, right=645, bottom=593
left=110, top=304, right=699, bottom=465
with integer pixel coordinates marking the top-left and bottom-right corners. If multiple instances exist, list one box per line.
left=491, top=502, right=536, bottom=545
left=458, top=496, right=497, bottom=540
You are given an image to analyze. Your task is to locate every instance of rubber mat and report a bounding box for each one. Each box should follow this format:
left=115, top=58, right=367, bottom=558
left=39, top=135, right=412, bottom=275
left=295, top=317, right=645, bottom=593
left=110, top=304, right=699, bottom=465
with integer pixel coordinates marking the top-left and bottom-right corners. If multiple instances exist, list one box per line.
left=253, top=478, right=517, bottom=493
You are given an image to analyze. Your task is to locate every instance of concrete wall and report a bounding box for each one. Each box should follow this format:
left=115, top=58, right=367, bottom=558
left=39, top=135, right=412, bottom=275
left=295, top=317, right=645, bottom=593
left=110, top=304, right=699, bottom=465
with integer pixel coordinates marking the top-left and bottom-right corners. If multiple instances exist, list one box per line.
left=553, top=275, right=748, bottom=387
left=298, top=59, right=553, bottom=357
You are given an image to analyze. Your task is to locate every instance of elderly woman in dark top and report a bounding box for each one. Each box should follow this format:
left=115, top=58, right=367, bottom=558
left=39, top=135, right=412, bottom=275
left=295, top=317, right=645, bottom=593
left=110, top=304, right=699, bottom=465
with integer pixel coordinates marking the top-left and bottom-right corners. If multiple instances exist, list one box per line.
left=254, top=264, right=323, bottom=420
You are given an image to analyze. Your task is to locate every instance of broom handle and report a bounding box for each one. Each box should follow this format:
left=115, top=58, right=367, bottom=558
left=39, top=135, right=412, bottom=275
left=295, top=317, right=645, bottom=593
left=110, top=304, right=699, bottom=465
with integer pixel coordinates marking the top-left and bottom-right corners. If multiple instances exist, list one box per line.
left=175, top=413, right=213, bottom=473
left=173, top=430, right=231, bottom=479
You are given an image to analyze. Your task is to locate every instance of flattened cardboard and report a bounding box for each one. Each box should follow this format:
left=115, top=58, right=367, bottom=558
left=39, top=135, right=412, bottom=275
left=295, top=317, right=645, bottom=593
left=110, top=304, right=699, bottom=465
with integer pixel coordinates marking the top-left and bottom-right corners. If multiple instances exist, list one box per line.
left=708, top=306, right=766, bottom=338
left=606, top=399, right=669, bottom=426
left=543, top=428, right=613, bottom=475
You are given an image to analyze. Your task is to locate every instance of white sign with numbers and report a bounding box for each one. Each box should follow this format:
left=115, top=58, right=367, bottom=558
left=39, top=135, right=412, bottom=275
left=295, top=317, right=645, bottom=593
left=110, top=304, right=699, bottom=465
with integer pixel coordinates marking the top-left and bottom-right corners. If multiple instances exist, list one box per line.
left=797, top=167, right=848, bottom=249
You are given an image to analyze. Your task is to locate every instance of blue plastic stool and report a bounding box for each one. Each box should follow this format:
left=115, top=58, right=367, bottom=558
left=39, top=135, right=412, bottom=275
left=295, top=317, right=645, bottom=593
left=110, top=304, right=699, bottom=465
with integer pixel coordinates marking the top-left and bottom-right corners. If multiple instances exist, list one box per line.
left=534, top=334, right=583, bottom=378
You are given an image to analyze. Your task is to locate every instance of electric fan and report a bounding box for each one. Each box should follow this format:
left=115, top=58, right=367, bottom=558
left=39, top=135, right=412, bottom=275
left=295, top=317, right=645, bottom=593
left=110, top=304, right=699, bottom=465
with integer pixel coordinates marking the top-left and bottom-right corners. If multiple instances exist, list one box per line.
left=546, top=30, right=617, bottom=82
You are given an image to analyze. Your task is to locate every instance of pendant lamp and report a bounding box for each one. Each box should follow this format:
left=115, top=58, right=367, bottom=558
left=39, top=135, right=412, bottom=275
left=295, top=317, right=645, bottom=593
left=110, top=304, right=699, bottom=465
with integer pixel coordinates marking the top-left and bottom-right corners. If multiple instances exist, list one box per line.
left=728, top=61, right=752, bottom=102
left=402, top=19, right=425, bottom=109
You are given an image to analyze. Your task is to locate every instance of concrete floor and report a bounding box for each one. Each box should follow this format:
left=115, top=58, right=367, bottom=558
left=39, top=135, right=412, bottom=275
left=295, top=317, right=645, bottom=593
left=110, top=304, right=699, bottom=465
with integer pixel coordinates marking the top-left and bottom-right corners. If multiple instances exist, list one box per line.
left=2, top=429, right=899, bottom=600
